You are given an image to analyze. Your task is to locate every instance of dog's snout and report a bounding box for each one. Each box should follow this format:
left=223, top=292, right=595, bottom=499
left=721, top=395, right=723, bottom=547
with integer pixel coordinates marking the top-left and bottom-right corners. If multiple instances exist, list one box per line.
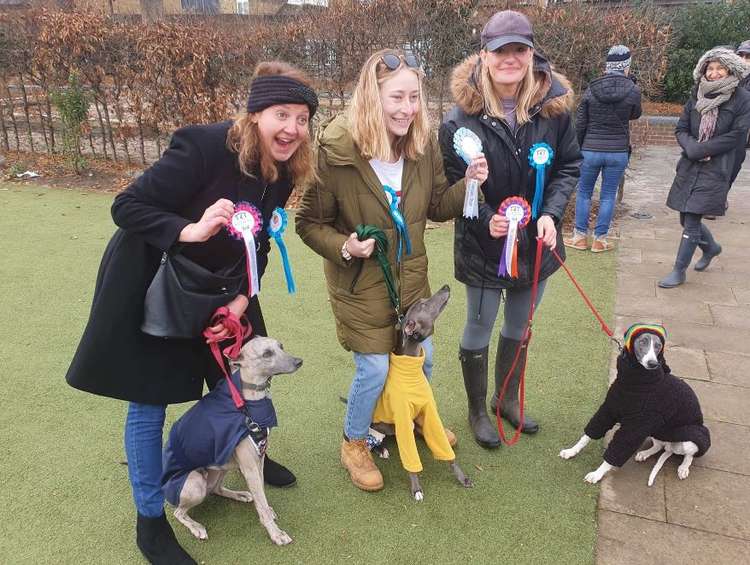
left=646, top=360, right=659, bottom=369
left=293, top=357, right=303, bottom=369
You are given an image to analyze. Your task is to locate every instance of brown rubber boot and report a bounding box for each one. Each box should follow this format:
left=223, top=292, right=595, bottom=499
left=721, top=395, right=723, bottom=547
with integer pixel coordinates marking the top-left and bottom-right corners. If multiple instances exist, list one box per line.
left=340, top=437, right=384, bottom=491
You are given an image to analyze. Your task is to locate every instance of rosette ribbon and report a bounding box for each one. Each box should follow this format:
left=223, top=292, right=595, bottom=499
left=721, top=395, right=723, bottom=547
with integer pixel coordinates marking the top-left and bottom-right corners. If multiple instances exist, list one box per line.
left=497, top=196, right=532, bottom=279
left=453, top=127, right=483, bottom=219
left=528, top=142, right=554, bottom=220
left=227, top=202, right=262, bottom=297
left=383, top=185, right=411, bottom=262
left=267, top=207, right=296, bottom=294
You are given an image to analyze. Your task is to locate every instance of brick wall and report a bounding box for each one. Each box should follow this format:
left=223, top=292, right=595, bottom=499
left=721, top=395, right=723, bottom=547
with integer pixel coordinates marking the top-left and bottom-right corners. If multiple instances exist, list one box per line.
left=631, top=115, right=679, bottom=147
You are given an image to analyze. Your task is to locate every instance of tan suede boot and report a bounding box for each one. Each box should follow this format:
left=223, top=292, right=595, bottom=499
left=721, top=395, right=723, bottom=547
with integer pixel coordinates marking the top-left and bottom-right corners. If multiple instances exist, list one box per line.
left=340, top=438, right=384, bottom=491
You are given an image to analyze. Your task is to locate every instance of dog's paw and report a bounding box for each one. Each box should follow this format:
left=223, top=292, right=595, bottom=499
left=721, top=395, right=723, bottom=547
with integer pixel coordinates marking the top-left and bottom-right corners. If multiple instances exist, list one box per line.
left=235, top=491, right=254, bottom=503
left=269, top=528, right=292, bottom=546
left=462, top=477, right=474, bottom=488
left=189, top=523, right=208, bottom=540
left=559, top=448, right=578, bottom=460
left=584, top=471, right=602, bottom=484
left=677, top=464, right=690, bottom=480
left=635, top=450, right=652, bottom=462
left=413, top=490, right=424, bottom=502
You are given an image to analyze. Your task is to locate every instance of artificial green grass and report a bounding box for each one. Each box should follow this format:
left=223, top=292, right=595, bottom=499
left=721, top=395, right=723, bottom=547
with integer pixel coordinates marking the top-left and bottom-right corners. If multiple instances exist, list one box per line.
left=0, top=183, right=616, bottom=564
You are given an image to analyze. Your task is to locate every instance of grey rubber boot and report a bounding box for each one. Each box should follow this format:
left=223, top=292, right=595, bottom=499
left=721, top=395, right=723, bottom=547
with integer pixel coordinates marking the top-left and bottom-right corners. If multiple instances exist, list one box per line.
left=658, top=234, right=699, bottom=288
left=459, top=346, right=501, bottom=449
left=694, top=223, right=722, bottom=272
left=490, top=336, right=539, bottom=434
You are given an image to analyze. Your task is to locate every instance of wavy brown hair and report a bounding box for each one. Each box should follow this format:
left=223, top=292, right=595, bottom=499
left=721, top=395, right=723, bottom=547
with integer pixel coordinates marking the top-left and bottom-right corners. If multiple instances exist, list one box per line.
left=227, top=61, right=316, bottom=186
left=348, top=49, right=430, bottom=161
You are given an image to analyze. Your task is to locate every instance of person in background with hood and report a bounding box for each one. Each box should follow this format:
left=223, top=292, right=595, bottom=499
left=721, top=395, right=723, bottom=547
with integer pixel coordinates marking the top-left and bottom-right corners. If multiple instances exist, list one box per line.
left=296, top=49, right=487, bottom=492
left=439, top=10, right=581, bottom=449
left=659, top=47, right=750, bottom=289
left=565, top=45, right=641, bottom=253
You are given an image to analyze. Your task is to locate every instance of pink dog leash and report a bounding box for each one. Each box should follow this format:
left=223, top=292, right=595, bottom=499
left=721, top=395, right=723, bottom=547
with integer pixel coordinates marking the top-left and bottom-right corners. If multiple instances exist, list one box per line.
left=203, top=307, right=250, bottom=410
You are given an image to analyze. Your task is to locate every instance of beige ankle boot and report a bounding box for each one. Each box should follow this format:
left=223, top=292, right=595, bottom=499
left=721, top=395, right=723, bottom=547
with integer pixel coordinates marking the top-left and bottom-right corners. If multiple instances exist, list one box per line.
left=340, top=438, right=384, bottom=491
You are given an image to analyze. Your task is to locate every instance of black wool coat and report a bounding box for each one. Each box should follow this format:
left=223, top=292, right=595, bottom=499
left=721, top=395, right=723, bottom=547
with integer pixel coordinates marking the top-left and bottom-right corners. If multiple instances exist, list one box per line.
left=439, top=54, right=581, bottom=290
left=576, top=73, right=642, bottom=153
left=584, top=352, right=710, bottom=467
left=667, top=87, right=750, bottom=216
left=65, top=121, right=294, bottom=405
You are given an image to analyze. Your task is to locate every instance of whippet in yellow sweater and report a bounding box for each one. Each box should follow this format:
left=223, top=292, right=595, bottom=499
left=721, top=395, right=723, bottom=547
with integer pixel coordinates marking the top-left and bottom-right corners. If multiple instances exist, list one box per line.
left=372, top=285, right=472, bottom=501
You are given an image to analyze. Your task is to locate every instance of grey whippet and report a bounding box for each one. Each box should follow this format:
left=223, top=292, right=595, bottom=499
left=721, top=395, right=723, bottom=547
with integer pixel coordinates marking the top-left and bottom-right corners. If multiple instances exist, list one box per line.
left=163, top=336, right=302, bottom=545
left=372, top=284, right=473, bottom=501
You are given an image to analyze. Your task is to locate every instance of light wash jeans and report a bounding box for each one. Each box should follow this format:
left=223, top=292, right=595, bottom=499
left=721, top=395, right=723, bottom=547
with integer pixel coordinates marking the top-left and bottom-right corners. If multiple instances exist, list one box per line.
left=344, top=337, right=433, bottom=440
left=124, top=402, right=167, bottom=517
left=574, top=150, right=629, bottom=238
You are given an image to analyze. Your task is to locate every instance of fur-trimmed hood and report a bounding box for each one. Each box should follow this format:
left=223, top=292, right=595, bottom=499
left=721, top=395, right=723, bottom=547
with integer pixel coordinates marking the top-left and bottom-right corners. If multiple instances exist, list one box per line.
left=693, top=47, right=750, bottom=82
left=449, top=53, right=575, bottom=119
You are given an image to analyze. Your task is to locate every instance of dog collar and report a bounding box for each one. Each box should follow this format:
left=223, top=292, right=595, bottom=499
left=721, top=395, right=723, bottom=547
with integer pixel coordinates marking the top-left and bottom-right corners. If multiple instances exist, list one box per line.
left=242, top=381, right=271, bottom=393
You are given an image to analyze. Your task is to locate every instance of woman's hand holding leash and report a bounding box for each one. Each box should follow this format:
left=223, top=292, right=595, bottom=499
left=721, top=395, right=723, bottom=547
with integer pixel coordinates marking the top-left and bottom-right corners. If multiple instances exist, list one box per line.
left=206, top=294, right=249, bottom=341
left=465, top=154, right=488, bottom=185
left=345, top=233, right=375, bottom=258
left=536, top=215, right=557, bottom=250
left=180, top=198, right=235, bottom=243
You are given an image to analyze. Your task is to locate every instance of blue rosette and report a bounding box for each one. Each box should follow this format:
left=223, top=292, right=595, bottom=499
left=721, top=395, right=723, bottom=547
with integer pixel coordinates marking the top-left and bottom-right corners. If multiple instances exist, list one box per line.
left=383, top=185, right=412, bottom=262
left=267, top=207, right=296, bottom=294
left=528, top=142, right=554, bottom=220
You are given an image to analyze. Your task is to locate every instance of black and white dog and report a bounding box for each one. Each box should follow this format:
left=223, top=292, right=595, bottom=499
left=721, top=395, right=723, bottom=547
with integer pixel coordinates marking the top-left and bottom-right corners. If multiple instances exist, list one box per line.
left=559, top=324, right=711, bottom=486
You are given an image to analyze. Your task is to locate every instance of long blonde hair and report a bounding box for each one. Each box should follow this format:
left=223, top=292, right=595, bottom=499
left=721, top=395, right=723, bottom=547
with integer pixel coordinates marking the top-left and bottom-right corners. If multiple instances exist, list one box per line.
left=226, top=61, right=316, bottom=186
left=348, top=49, right=430, bottom=161
left=479, top=52, right=542, bottom=125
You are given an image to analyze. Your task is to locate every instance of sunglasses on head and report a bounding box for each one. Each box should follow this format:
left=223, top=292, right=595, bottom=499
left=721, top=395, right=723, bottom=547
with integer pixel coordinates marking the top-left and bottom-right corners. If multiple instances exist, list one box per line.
left=381, top=51, right=420, bottom=71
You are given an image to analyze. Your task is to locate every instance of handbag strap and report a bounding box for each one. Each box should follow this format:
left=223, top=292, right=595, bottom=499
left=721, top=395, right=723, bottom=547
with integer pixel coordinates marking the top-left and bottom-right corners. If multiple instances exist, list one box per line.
left=202, top=307, right=250, bottom=409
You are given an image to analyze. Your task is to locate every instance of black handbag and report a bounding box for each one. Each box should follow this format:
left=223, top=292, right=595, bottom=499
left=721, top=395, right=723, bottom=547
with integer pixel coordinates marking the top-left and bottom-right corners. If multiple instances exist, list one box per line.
left=141, top=249, right=245, bottom=339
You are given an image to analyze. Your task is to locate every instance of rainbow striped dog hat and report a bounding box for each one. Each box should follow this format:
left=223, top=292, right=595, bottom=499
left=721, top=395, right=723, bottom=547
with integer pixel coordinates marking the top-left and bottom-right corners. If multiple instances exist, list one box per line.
left=623, top=324, right=667, bottom=353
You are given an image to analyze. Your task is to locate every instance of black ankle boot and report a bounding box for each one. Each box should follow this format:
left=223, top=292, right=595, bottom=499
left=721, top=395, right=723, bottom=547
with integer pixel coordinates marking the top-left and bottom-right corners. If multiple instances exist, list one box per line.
left=264, top=455, right=296, bottom=487
left=694, top=224, right=721, bottom=272
left=459, top=346, right=501, bottom=449
left=659, top=235, right=699, bottom=288
left=136, top=513, right=196, bottom=565
left=491, top=336, right=539, bottom=434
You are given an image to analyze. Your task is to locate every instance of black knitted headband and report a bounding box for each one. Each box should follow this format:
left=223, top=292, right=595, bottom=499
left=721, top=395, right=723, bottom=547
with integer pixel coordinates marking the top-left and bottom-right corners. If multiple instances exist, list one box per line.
left=246, top=75, right=318, bottom=118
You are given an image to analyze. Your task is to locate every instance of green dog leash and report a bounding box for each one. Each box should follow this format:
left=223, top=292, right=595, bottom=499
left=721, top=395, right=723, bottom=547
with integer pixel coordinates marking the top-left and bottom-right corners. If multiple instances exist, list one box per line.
left=355, top=224, right=401, bottom=322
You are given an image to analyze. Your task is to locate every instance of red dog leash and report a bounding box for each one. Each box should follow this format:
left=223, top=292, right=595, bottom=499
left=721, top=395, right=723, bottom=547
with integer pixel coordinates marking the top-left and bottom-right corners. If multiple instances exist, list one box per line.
left=202, top=307, right=251, bottom=410
left=496, top=238, right=614, bottom=445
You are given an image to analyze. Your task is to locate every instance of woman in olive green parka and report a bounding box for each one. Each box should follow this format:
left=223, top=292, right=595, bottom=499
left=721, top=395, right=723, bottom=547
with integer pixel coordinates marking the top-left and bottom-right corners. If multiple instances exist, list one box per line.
left=296, top=49, right=487, bottom=492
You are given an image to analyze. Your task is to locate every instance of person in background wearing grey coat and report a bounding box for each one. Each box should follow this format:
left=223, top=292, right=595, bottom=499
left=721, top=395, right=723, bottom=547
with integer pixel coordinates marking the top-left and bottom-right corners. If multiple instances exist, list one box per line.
left=564, top=45, right=641, bottom=253
left=659, top=48, right=750, bottom=289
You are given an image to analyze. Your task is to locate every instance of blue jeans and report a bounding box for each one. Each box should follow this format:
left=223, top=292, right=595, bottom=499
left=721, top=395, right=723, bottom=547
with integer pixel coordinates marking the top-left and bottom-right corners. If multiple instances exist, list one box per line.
left=124, top=402, right=167, bottom=518
left=574, top=150, right=629, bottom=238
left=344, top=337, right=433, bottom=440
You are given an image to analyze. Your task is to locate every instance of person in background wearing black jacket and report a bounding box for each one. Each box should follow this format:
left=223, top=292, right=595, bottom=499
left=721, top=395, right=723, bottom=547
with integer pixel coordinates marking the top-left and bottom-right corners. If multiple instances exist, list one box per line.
left=65, top=62, right=318, bottom=564
left=439, top=10, right=581, bottom=448
left=731, top=40, right=750, bottom=185
left=564, top=45, right=641, bottom=253
left=659, top=48, right=750, bottom=288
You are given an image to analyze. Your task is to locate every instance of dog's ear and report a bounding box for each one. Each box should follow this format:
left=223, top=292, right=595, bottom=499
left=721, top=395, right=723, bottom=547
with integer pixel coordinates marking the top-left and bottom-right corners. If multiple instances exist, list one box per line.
left=403, top=319, right=418, bottom=336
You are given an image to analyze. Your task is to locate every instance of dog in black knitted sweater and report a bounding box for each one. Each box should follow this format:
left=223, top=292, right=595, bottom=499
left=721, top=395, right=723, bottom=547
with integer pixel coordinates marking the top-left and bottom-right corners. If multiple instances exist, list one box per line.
left=559, top=324, right=710, bottom=486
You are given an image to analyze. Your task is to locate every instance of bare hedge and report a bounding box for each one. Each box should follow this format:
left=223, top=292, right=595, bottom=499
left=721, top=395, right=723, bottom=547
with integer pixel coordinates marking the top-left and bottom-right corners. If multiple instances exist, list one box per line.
left=0, top=2, right=670, bottom=166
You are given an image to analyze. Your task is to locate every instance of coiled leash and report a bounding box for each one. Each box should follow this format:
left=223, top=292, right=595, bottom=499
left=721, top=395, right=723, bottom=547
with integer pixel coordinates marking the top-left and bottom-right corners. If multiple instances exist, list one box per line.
left=203, top=307, right=270, bottom=456
left=354, top=224, right=402, bottom=325
left=496, top=239, right=617, bottom=446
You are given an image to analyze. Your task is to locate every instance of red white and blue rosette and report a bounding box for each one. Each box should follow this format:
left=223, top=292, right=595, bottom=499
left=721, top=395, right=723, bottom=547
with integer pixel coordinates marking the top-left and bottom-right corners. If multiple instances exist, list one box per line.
left=267, top=207, right=296, bottom=294
left=227, top=202, right=263, bottom=297
left=528, top=142, right=554, bottom=220
left=497, top=196, right=531, bottom=279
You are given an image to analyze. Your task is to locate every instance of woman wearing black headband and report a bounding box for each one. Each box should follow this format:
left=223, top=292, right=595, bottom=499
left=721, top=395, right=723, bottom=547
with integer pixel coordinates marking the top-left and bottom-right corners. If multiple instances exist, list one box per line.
left=65, top=61, right=317, bottom=564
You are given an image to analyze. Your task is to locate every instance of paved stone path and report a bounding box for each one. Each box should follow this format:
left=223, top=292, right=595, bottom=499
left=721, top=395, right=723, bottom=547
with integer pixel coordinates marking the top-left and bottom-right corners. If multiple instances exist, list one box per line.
left=589, top=146, right=750, bottom=564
